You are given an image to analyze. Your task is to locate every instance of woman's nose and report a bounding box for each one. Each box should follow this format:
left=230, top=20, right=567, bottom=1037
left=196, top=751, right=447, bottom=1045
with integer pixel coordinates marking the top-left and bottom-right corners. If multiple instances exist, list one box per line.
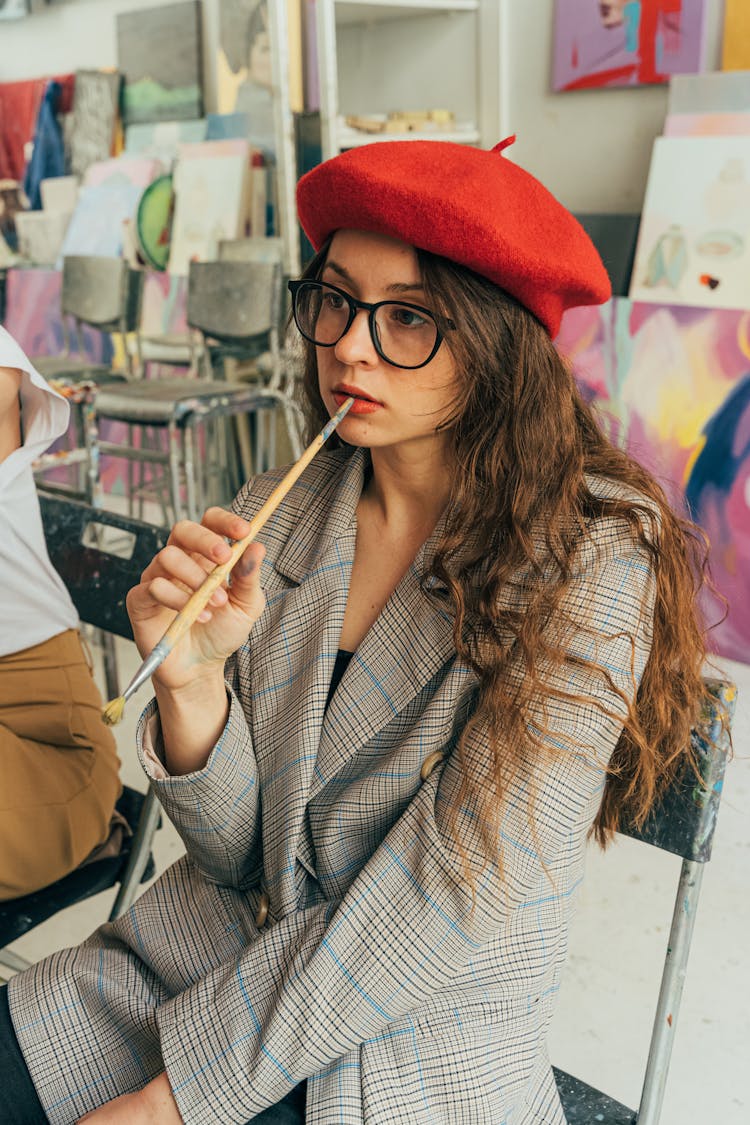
left=333, top=308, right=378, bottom=366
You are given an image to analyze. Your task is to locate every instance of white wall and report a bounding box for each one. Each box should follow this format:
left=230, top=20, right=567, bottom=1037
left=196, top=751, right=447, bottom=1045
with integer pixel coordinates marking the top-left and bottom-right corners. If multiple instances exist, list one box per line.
left=500, top=0, right=727, bottom=212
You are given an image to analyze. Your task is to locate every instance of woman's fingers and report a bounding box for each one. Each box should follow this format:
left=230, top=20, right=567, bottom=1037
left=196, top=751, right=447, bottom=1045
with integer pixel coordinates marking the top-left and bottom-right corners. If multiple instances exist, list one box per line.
left=167, top=510, right=251, bottom=561
left=141, top=544, right=216, bottom=590
left=145, top=575, right=229, bottom=615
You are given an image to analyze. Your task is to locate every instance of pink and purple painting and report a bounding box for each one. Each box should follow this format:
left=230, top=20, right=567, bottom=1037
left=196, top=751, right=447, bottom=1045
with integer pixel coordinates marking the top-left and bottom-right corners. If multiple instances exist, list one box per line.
left=552, top=0, right=708, bottom=92
left=557, top=297, right=750, bottom=665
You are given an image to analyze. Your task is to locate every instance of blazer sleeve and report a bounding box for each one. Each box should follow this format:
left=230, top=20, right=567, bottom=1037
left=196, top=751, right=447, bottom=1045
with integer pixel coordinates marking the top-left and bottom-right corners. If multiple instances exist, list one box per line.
left=152, top=516, right=658, bottom=1123
left=134, top=474, right=271, bottom=887
left=136, top=663, right=262, bottom=888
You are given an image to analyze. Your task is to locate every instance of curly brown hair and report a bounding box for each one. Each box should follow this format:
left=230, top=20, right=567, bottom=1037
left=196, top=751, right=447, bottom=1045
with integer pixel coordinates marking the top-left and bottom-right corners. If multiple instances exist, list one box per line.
left=295, top=240, right=717, bottom=864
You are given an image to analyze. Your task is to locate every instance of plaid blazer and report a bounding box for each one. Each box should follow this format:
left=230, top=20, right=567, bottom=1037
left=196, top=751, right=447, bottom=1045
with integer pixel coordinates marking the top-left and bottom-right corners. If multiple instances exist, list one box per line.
left=10, top=448, right=657, bottom=1124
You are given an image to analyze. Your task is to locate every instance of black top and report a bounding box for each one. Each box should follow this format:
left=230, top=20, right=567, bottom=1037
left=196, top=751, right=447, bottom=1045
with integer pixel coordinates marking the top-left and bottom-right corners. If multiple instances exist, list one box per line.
left=325, top=648, right=354, bottom=710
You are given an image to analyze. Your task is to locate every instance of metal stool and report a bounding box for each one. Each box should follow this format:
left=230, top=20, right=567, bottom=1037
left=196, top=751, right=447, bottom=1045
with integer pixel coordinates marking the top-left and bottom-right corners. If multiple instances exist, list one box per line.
left=93, top=378, right=279, bottom=522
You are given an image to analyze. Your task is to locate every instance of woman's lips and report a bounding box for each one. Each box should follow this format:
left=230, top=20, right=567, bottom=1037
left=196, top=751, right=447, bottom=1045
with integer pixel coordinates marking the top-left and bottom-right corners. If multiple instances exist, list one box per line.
left=333, top=391, right=382, bottom=414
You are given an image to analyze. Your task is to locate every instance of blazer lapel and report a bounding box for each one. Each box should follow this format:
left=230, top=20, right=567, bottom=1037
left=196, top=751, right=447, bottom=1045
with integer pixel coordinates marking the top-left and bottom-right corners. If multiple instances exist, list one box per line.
left=246, top=451, right=365, bottom=913
left=309, top=532, right=457, bottom=801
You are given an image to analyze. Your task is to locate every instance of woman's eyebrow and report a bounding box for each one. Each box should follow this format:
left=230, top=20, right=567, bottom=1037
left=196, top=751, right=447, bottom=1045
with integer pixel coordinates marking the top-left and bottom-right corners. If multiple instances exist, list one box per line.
left=323, top=260, right=424, bottom=294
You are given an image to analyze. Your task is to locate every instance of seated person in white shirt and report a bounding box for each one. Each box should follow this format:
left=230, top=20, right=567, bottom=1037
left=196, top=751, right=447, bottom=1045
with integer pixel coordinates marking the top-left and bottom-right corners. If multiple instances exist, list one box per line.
left=0, top=326, right=122, bottom=900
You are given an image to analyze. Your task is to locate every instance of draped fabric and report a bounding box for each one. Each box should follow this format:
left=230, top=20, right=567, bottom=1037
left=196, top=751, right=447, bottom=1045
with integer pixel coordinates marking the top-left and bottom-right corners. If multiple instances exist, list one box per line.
left=0, top=74, right=73, bottom=182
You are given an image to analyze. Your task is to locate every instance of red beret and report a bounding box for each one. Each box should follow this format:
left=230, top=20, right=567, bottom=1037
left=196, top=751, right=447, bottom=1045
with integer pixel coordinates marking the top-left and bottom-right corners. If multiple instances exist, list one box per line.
left=296, top=139, right=611, bottom=337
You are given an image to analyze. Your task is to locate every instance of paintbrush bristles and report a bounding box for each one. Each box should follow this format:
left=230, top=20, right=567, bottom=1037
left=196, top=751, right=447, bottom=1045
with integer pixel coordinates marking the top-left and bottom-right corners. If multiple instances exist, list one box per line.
left=102, top=695, right=126, bottom=727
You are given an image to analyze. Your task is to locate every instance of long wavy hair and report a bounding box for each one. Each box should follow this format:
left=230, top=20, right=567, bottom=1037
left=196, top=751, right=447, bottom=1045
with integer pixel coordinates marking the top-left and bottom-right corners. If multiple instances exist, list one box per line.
left=296, top=239, right=718, bottom=869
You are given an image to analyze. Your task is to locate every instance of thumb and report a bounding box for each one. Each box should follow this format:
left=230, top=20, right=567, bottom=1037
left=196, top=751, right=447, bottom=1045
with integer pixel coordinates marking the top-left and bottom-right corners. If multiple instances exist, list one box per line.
left=227, top=541, right=266, bottom=620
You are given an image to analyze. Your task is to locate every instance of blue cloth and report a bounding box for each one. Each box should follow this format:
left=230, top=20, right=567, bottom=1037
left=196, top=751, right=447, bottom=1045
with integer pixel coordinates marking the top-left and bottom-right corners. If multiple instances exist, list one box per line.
left=23, top=81, right=66, bottom=212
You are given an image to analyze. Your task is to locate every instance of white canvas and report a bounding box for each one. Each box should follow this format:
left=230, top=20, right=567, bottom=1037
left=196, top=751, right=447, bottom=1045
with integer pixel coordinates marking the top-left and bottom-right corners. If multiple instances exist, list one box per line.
left=169, top=151, right=250, bottom=275
left=668, top=71, right=750, bottom=115
left=629, top=135, right=750, bottom=309
left=40, top=176, right=79, bottom=213
left=15, top=210, right=72, bottom=266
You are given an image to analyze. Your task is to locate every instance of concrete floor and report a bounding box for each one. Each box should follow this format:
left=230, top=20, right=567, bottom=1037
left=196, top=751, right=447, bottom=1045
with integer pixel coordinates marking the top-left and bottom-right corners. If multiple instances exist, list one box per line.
left=5, top=634, right=748, bottom=1125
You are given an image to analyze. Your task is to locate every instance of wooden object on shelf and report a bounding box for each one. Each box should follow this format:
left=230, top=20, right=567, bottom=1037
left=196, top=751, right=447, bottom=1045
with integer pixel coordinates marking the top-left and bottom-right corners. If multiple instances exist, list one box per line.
left=345, top=109, right=456, bottom=134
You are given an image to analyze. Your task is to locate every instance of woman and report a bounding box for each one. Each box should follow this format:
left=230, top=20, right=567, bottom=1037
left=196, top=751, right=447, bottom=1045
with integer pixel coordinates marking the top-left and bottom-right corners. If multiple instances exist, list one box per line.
left=5, top=140, right=710, bottom=1124
left=0, top=330, right=121, bottom=902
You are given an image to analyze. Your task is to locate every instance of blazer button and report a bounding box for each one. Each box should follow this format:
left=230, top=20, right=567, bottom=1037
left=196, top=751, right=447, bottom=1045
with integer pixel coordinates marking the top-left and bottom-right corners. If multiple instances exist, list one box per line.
left=255, top=892, right=270, bottom=928
left=420, top=751, right=444, bottom=782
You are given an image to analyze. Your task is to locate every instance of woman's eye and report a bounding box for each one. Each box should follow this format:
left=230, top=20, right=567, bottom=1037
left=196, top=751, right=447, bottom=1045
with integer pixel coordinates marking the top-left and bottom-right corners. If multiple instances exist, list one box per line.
left=322, top=292, right=346, bottom=310
left=391, top=306, right=428, bottom=328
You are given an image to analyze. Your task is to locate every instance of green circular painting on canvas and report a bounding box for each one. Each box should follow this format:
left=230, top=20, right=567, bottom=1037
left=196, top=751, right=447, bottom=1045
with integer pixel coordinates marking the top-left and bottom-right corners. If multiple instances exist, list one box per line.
left=137, top=174, right=174, bottom=271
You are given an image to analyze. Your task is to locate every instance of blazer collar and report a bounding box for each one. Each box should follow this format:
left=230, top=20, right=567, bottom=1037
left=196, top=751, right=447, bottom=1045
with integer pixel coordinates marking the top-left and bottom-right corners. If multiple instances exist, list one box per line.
left=273, top=447, right=368, bottom=584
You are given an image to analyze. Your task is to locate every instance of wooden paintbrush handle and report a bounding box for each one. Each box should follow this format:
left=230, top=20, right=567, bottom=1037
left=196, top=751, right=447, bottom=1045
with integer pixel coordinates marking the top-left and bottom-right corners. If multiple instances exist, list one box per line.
left=159, top=398, right=354, bottom=653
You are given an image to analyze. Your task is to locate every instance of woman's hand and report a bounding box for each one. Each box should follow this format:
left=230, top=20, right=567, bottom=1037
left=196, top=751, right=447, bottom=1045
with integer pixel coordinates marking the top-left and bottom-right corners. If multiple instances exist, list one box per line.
left=126, top=506, right=266, bottom=696
left=76, top=1072, right=182, bottom=1123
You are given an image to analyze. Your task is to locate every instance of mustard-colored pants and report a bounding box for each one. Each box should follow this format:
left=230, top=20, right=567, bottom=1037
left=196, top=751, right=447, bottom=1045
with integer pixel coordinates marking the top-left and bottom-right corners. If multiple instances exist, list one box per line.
left=0, top=629, right=122, bottom=900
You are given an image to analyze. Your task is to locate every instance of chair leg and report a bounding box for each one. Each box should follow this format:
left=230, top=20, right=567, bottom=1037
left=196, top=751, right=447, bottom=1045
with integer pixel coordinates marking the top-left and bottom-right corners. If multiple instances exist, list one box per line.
left=82, top=397, right=101, bottom=508
left=637, top=858, right=705, bottom=1125
left=0, top=947, right=32, bottom=975
left=108, top=788, right=161, bottom=920
left=189, top=423, right=205, bottom=518
left=283, top=400, right=303, bottom=461
left=100, top=630, right=120, bottom=705
left=167, top=419, right=183, bottom=523
left=183, top=422, right=199, bottom=522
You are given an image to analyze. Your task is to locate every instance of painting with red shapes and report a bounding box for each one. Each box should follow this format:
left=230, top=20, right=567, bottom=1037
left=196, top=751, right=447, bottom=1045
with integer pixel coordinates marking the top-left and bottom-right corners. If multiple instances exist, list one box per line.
left=552, top=0, right=708, bottom=92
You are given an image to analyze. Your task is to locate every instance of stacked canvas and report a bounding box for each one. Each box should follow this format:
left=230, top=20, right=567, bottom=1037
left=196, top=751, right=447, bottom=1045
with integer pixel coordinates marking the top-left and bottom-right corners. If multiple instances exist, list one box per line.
left=14, top=176, right=79, bottom=266
left=59, top=156, right=163, bottom=263
left=68, top=70, right=122, bottom=180
left=630, top=72, right=750, bottom=310
left=168, top=140, right=251, bottom=275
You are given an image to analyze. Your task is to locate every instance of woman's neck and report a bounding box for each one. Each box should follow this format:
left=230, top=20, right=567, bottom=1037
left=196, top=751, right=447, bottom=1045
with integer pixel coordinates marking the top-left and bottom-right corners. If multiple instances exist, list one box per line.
left=363, top=441, right=453, bottom=538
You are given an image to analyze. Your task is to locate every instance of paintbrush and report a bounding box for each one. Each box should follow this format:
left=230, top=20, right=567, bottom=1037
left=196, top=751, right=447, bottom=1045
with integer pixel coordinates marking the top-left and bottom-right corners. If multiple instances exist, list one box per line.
left=102, top=397, right=354, bottom=725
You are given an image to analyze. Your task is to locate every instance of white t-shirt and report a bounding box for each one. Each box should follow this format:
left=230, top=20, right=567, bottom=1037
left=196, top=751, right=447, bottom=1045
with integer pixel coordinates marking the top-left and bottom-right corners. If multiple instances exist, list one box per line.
left=0, top=326, right=78, bottom=657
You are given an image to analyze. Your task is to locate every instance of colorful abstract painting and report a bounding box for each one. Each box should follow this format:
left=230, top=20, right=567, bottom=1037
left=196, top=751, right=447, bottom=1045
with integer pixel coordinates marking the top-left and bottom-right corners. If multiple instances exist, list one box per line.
left=557, top=297, right=750, bottom=664
left=629, top=136, right=750, bottom=310
left=117, top=0, right=204, bottom=126
left=552, top=0, right=707, bottom=91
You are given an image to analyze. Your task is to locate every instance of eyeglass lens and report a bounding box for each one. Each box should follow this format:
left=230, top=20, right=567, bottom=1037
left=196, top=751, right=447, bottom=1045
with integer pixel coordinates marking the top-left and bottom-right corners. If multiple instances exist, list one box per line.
left=293, top=282, right=439, bottom=369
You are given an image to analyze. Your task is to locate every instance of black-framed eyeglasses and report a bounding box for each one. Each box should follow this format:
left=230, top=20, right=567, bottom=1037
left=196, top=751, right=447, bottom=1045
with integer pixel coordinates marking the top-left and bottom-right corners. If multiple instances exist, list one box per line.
left=288, top=279, right=448, bottom=370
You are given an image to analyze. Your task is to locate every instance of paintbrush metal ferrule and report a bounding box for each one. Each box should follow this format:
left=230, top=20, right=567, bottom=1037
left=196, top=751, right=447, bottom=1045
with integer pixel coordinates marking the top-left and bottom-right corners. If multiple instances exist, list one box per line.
left=121, top=641, right=172, bottom=704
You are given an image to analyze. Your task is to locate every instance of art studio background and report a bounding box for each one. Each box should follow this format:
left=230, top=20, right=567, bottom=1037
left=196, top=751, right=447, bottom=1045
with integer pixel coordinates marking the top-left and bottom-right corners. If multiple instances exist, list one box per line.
left=0, top=2, right=748, bottom=1123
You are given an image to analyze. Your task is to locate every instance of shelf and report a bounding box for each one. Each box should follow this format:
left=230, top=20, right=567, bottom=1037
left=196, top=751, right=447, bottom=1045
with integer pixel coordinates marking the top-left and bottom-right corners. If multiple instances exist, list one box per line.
left=336, top=125, right=480, bottom=147
left=333, top=0, right=478, bottom=26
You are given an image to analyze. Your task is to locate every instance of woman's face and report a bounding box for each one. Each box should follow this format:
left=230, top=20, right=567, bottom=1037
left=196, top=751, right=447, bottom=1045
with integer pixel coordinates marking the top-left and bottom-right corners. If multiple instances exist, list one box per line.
left=598, top=0, right=626, bottom=28
left=315, top=229, right=460, bottom=457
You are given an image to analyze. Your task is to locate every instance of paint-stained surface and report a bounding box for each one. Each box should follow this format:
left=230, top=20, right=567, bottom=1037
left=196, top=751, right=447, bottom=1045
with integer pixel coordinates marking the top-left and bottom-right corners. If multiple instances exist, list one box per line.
left=557, top=298, right=750, bottom=664
left=621, top=679, right=736, bottom=861
left=552, top=0, right=707, bottom=91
